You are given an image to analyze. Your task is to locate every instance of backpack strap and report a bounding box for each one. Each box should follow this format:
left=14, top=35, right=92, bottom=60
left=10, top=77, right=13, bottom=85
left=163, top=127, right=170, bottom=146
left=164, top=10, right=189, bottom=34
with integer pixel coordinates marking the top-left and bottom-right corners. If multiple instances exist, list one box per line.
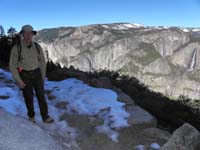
left=34, top=42, right=41, bottom=61
left=16, top=41, right=41, bottom=63
left=16, top=37, right=22, bottom=62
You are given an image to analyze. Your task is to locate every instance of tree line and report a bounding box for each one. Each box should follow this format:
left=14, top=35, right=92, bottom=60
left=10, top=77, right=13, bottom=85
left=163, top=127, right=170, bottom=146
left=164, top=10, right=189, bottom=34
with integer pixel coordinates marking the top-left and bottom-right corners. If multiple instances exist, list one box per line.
left=0, top=26, right=18, bottom=67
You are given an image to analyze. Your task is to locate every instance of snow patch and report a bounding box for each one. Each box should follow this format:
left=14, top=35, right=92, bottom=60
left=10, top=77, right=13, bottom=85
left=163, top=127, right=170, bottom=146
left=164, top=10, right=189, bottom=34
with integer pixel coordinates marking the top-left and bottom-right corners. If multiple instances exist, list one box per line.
left=0, top=69, right=130, bottom=142
left=46, top=78, right=130, bottom=141
left=102, top=25, right=109, bottom=28
left=163, top=26, right=170, bottom=29
left=192, top=28, right=200, bottom=32
left=150, top=143, right=161, bottom=149
left=182, top=28, right=190, bottom=32
left=111, top=23, right=144, bottom=30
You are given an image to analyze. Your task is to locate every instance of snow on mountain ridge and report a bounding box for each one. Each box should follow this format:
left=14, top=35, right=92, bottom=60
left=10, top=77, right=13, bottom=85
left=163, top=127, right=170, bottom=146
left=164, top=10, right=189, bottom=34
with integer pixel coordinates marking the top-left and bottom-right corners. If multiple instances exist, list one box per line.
left=182, top=28, right=190, bottom=32
left=111, top=23, right=144, bottom=30
left=192, top=28, right=200, bottom=32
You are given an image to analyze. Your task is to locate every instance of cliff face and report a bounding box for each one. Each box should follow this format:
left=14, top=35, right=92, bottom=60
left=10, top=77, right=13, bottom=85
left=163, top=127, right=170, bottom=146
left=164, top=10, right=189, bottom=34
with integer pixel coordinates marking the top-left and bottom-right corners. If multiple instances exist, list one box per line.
left=34, top=23, right=200, bottom=99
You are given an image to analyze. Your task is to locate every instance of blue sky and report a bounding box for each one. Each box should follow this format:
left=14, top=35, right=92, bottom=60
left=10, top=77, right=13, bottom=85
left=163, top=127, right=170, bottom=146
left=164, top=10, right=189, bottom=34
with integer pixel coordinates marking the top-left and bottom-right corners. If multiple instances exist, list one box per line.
left=1, top=0, right=200, bottom=32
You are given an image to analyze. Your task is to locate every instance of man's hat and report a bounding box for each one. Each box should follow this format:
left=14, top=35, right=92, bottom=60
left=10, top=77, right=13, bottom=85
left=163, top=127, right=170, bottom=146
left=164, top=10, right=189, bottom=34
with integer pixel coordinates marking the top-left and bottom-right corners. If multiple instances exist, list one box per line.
left=19, top=25, right=37, bottom=35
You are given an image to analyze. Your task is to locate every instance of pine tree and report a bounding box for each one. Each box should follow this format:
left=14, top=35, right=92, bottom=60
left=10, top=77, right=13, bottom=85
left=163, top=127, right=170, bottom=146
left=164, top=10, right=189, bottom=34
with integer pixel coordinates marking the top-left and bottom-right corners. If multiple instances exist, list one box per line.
left=0, top=25, right=5, bottom=36
left=7, top=27, right=17, bottom=36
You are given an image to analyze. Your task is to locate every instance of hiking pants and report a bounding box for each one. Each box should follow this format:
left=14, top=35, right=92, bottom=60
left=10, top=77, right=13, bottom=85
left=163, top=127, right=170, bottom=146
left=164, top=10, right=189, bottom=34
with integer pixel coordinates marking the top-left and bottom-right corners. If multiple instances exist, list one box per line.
left=19, top=68, right=49, bottom=121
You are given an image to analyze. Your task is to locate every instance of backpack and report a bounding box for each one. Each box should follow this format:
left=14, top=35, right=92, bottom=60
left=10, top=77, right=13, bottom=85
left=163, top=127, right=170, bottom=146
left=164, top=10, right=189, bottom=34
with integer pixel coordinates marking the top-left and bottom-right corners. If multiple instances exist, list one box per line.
left=15, top=35, right=41, bottom=62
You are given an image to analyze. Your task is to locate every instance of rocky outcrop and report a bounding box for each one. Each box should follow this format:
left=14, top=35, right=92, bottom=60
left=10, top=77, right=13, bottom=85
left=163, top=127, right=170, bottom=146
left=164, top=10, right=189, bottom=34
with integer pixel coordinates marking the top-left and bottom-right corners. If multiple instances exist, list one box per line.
left=34, top=23, right=200, bottom=100
left=161, top=123, right=200, bottom=150
left=45, top=65, right=200, bottom=132
left=0, top=67, right=166, bottom=150
left=141, top=28, right=190, bottom=57
left=61, top=105, right=158, bottom=150
left=132, top=123, right=200, bottom=150
left=170, top=42, right=200, bottom=69
left=0, top=108, right=65, bottom=150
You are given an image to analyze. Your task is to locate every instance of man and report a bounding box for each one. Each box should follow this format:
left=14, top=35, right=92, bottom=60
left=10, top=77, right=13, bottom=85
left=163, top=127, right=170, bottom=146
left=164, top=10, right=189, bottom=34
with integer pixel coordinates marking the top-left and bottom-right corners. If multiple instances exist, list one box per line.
left=9, top=25, right=54, bottom=123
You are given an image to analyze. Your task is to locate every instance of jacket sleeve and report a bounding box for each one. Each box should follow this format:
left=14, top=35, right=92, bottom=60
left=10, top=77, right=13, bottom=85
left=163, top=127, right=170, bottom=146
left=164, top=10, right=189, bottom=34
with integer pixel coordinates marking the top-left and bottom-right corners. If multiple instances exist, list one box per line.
left=38, top=44, right=46, bottom=80
left=9, top=45, right=23, bottom=83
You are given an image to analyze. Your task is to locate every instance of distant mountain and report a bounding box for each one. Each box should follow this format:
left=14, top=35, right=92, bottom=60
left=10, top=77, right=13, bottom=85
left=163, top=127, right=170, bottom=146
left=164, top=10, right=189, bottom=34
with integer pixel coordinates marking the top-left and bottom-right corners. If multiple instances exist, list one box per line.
left=34, top=23, right=200, bottom=99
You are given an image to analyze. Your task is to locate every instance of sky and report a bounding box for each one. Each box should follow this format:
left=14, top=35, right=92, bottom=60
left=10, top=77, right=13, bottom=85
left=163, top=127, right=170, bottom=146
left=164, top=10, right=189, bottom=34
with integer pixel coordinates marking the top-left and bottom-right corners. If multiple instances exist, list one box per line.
left=1, top=0, right=200, bottom=32
left=0, top=69, right=129, bottom=142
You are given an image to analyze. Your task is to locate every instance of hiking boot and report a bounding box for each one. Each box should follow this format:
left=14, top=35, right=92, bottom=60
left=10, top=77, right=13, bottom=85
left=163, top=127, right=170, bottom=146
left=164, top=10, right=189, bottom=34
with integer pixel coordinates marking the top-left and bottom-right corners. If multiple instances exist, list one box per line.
left=43, top=116, right=54, bottom=123
left=28, top=117, right=36, bottom=123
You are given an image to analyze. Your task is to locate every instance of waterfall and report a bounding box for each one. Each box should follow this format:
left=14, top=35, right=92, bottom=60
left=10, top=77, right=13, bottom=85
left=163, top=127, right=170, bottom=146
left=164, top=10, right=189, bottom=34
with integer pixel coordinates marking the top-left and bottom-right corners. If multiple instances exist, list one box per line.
left=188, top=48, right=197, bottom=71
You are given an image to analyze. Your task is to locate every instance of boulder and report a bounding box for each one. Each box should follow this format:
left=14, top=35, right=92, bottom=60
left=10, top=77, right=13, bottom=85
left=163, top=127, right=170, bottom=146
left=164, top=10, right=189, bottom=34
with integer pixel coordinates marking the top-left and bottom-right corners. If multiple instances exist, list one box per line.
left=161, top=123, right=200, bottom=150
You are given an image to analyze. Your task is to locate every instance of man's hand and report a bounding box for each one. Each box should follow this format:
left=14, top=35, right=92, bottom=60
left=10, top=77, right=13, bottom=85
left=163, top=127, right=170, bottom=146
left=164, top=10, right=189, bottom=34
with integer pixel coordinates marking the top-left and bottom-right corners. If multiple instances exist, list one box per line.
left=18, top=81, right=26, bottom=89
